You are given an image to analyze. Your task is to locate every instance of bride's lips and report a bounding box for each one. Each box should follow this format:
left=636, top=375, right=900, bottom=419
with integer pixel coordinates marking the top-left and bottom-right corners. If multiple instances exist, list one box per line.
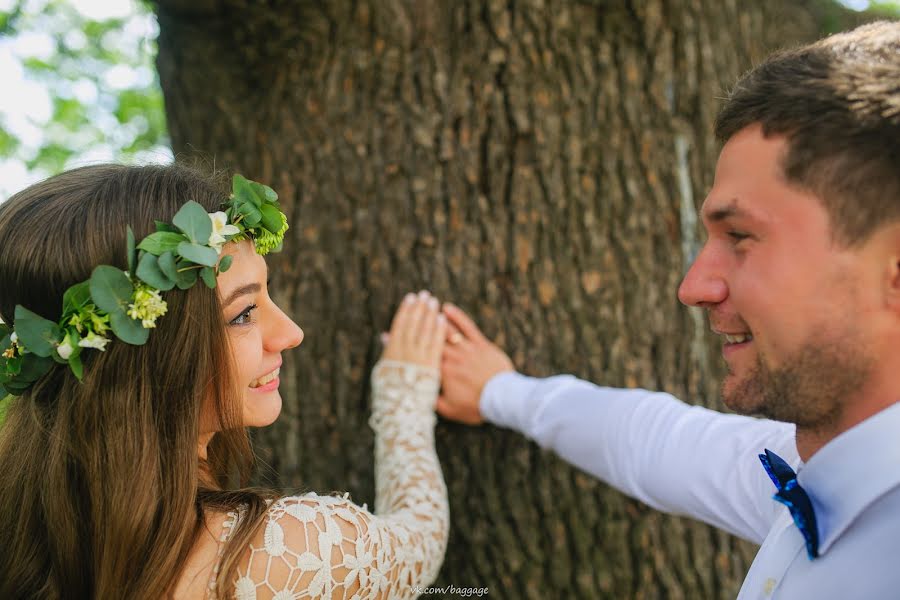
left=249, top=365, right=281, bottom=391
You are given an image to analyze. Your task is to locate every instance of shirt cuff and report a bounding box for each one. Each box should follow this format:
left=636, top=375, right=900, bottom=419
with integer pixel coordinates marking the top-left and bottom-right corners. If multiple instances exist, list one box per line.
left=480, top=371, right=545, bottom=433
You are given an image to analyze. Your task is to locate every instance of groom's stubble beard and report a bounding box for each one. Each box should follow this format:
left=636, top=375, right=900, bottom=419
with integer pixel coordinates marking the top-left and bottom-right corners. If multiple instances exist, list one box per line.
left=721, top=334, right=871, bottom=430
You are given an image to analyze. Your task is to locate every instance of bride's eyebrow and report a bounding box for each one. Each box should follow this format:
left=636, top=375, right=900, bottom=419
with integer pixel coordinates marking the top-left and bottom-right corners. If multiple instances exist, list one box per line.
left=222, top=283, right=261, bottom=309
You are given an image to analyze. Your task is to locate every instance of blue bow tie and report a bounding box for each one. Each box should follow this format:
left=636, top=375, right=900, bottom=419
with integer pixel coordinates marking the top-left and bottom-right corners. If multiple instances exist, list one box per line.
left=758, top=449, right=819, bottom=560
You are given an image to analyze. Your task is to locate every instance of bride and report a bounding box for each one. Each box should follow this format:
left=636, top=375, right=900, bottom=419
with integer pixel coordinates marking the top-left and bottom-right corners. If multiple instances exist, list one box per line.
left=0, top=164, right=449, bottom=599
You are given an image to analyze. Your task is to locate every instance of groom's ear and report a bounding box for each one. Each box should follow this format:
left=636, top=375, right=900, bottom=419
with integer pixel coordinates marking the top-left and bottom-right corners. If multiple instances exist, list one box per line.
left=890, top=259, right=900, bottom=312
left=881, top=224, right=900, bottom=317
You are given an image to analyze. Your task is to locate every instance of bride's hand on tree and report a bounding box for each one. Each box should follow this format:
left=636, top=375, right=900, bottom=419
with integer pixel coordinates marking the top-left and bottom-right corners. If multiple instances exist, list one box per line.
left=436, top=303, right=515, bottom=425
left=381, top=290, right=446, bottom=370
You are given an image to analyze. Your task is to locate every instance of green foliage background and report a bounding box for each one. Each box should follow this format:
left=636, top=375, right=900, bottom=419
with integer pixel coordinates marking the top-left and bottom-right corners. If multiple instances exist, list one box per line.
left=0, top=0, right=167, bottom=185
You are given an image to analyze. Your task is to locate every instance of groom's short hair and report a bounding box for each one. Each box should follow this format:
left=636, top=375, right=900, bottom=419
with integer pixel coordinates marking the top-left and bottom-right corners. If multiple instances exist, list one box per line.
left=715, top=20, right=900, bottom=247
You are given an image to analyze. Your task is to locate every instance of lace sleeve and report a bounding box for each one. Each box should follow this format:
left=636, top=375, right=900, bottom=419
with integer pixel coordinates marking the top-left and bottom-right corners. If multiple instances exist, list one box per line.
left=231, top=360, right=449, bottom=599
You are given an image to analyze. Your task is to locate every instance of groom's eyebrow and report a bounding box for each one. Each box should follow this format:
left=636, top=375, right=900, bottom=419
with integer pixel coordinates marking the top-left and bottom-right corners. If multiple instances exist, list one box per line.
left=703, top=199, right=743, bottom=223
left=701, top=198, right=766, bottom=227
left=222, top=283, right=261, bottom=308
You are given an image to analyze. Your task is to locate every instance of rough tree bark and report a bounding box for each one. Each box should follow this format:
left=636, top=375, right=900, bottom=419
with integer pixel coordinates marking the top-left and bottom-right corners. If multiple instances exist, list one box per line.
left=155, top=1, right=842, bottom=597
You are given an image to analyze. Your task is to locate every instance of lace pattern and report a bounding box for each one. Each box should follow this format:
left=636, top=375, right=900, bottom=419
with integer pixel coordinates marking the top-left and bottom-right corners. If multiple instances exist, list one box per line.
left=207, top=511, right=240, bottom=597
left=210, top=360, right=449, bottom=599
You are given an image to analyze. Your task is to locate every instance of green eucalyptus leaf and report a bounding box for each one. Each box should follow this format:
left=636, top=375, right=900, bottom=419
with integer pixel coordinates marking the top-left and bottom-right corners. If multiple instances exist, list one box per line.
left=89, top=266, right=134, bottom=315
left=174, top=266, right=199, bottom=290
left=245, top=215, right=262, bottom=229
left=69, top=354, right=84, bottom=381
left=200, top=266, right=216, bottom=289
left=172, top=201, right=212, bottom=245
left=65, top=330, right=82, bottom=360
left=232, top=175, right=262, bottom=207
left=13, top=306, right=62, bottom=357
left=177, top=242, right=219, bottom=267
left=232, top=198, right=251, bottom=213
left=138, top=231, right=186, bottom=256
left=4, top=355, right=22, bottom=376
left=126, top=226, right=137, bottom=275
left=158, top=251, right=179, bottom=281
left=259, top=203, right=283, bottom=233
left=249, top=180, right=278, bottom=205
left=136, top=253, right=175, bottom=291
left=109, top=311, right=150, bottom=345
left=237, top=203, right=262, bottom=228
left=218, top=254, right=233, bottom=273
left=3, top=381, right=32, bottom=396
left=154, top=221, right=180, bottom=234
left=18, top=354, right=53, bottom=382
left=262, top=185, right=278, bottom=204
left=62, top=281, right=92, bottom=314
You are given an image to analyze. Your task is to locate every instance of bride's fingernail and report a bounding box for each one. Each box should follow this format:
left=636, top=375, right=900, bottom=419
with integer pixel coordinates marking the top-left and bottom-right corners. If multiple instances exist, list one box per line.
left=418, top=290, right=430, bottom=301
left=437, top=314, right=446, bottom=324
left=428, top=297, right=439, bottom=311
left=380, top=332, right=390, bottom=344
left=404, top=293, right=416, bottom=304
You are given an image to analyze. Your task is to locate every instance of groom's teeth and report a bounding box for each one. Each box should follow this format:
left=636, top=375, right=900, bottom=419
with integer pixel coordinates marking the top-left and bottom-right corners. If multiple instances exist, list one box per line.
left=724, top=333, right=753, bottom=344
left=250, top=367, right=280, bottom=388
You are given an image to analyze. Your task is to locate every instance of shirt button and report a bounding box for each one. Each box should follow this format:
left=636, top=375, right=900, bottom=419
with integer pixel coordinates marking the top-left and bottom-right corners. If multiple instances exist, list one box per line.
left=763, top=578, right=777, bottom=596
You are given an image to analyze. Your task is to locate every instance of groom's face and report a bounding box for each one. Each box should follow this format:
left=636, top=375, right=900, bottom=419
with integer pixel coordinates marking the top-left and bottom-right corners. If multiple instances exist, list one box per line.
left=677, top=123, right=876, bottom=427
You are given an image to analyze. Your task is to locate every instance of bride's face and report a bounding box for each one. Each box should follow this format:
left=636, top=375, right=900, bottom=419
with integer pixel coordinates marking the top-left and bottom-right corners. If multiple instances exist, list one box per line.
left=215, top=240, right=303, bottom=428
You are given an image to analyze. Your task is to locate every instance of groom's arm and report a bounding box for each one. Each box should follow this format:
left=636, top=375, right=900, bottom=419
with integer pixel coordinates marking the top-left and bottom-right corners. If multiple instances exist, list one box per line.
left=480, top=371, right=797, bottom=545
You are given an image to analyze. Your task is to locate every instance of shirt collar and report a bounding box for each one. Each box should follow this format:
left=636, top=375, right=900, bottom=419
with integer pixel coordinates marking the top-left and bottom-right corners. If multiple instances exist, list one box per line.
left=797, top=401, right=900, bottom=555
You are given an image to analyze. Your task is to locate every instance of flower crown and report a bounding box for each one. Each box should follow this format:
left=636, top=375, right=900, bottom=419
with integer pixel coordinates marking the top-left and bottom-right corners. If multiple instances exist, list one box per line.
left=0, top=174, right=288, bottom=396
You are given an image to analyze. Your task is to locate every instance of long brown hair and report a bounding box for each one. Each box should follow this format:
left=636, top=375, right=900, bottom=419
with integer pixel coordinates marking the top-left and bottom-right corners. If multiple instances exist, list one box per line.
left=0, top=164, right=275, bottom=598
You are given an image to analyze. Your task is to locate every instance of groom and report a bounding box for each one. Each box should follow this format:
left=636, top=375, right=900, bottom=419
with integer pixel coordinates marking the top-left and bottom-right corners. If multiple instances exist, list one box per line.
left=437, top=21, right=900, bottom=599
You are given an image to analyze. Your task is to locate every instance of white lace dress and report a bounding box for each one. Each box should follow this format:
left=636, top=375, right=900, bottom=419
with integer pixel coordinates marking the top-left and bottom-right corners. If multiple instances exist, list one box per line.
left=208, top=360, right=450, bottom=599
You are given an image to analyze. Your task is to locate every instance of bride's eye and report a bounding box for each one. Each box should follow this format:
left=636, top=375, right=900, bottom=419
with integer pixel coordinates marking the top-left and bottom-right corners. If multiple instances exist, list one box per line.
left=229, top=304, right=258, bottom=326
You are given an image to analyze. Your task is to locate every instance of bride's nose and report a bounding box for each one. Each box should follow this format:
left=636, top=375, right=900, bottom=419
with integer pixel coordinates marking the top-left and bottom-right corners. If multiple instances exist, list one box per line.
left=264, top=305, right=304, bottom=351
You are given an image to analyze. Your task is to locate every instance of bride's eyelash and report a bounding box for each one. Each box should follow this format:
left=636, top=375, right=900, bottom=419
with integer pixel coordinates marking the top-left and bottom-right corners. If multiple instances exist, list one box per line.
left=230, top=304, right=258, bottom=326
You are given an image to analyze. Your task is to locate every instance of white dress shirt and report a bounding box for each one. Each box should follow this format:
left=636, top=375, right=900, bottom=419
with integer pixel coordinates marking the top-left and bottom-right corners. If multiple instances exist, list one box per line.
left=481, top=372, right=900, bottom=599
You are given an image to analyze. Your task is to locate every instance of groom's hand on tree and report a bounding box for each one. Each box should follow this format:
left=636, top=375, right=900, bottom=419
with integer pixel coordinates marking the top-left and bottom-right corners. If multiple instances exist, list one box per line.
left=436, top=303, right=514, bottom=425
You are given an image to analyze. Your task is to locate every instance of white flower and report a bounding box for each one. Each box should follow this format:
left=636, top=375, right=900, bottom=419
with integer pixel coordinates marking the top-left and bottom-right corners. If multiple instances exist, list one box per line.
left=9, top=332, right=17, bottom=344
left=78, top=331, right=110, bottom=352
left=127, top=284, right=168, bottom=328
left=208, top=211, right=241, bottom=254
left=57, top=338, right=74, bottom=360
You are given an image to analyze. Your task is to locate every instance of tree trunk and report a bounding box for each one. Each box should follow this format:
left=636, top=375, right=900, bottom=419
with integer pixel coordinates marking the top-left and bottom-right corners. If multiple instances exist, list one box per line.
left=154, top=1, right=831, bottom=597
